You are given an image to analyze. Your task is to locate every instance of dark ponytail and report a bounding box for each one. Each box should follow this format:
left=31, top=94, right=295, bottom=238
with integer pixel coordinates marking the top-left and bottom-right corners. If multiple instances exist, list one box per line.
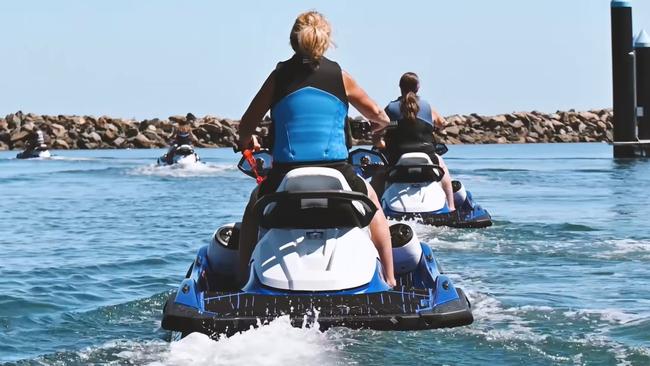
left=398, top=72, right=420, bottom=122
left=400, top=91, right=419, bottom=122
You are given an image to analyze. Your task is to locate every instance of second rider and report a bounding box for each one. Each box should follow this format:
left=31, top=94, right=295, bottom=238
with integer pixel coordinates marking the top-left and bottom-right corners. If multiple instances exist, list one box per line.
left=379, top=72, right=457, bottom=213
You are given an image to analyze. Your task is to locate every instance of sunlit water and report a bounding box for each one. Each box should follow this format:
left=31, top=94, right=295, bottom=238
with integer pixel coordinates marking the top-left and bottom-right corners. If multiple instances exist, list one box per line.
left=1, top=144, right=649, bottom=366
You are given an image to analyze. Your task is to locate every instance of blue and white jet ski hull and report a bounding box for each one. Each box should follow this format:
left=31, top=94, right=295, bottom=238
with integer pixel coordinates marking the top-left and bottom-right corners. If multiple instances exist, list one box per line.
left=161, top=227, right=473, bottom=337
left=383, top=184, right=492, bottom=229
left=16, top=149, right=51, bottom=159
left=161, top=165, right=473, bottom=337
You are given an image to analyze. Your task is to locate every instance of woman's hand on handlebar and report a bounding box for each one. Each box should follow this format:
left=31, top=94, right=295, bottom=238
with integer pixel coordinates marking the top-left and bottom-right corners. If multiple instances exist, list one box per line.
left=237, top=135, right=261, bottom=152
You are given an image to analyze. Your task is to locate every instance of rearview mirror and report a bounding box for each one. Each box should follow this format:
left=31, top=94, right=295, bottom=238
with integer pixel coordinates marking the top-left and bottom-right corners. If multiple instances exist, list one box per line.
left=349, top=148, right=387, bottom=167
left=349, top=148, right=387, bottom=179
left=237, top=150, right=273, bottom=179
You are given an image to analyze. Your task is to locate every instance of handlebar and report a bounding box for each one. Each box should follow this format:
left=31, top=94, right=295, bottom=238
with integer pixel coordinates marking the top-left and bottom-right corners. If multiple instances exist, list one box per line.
left=233, top=135, right=261, bottom=154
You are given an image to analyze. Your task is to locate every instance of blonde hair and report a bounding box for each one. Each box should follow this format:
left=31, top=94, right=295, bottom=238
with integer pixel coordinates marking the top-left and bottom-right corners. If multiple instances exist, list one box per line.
left=290, top=11, right=333, bottom=64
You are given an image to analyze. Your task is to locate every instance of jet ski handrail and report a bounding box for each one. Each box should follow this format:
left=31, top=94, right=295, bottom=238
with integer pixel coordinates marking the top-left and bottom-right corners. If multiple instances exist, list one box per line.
left=385, top=164, right=445, bottom=183
left=253, top=190, right=377, bottom=229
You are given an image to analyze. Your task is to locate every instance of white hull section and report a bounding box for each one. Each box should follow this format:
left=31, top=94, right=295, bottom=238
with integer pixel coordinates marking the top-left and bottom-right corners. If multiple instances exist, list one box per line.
left=38, top=150, right=51, bottom=158
left=157, top=154, right=200, bottom=166
left=251, top=227, right=379, bottom=291
left=382, top=152, right=447, bottom=214
left=383, top=182, right=447, bottom=214
left=247, top=167, right=381, bottom=292
left=173, top=154, right=199, bottom=165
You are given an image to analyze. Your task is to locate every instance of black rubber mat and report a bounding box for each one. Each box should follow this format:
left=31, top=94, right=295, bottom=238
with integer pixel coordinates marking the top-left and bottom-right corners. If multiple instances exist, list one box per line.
left=202, top=288, right=433, bottom=318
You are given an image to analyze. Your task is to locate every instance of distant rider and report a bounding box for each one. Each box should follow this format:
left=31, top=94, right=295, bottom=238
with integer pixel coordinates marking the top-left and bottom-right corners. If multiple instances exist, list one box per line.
left=379, top=72, right=456, bottom=212
left=23, top=129, right=47, bottom=153
left=164, top=119, right=193, bottom=164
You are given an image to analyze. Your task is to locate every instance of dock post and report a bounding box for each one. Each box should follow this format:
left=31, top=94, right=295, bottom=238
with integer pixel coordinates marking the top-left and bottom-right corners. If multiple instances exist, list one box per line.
left=611, top=0, right=637, bottom=157
left=636, top=30, right=650, bottom=145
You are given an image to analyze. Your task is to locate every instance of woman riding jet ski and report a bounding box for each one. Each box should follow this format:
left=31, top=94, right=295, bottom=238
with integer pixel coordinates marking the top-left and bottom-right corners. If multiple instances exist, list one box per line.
left=16, top=130, right=51, bottom=159
left=162, top=12, right=471, bottom=337
left=234, top=10, right=396, bottom=288
left=160, top=150, right=473, bottom=336
left=157, top=118, right=200, bottom=166
left=355, top=72, right=491, bottom=228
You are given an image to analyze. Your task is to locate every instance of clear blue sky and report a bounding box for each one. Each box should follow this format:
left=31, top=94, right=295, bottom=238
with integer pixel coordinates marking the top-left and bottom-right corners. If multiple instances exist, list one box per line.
left=1, top=0, right=649, bottom=119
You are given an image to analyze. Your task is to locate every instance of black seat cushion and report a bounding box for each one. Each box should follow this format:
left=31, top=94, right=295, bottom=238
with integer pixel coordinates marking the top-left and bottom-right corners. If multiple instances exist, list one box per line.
left=261, top=197, right=364, bottom=229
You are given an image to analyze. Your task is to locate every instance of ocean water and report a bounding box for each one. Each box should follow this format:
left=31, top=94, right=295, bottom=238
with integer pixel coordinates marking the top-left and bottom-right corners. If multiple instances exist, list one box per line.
left=1, top=143, right=649, bottom=366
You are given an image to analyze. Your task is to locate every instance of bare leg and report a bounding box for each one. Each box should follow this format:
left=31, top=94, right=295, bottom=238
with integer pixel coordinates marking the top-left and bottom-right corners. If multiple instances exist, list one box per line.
left=437, top=155, right=456, bottom=211
left=365, top=182, right=396, bottom=287
left=238, top=186, right=260, bottom=287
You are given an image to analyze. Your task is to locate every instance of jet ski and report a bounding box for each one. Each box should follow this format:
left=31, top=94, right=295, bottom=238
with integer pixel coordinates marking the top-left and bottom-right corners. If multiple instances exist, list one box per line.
left=16, top=145, right=51, bottom=159
left=350, top=149, right=492, bottom=228
left=157, top=144, right=200, bottom=166
left=17, top=130, right=51, bottom=159
left=161, top=150, right=473, bottom=337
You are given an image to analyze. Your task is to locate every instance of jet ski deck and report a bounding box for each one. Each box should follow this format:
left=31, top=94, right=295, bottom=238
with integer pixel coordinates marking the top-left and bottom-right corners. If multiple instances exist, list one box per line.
left=162, top=287, right=472, bottom=336
left=161, top=232, right=473, bottom=337
left=161, top=159, right=474, bottom=338
left=385, top=189, right=492, bottom=229
left=16, top=148, right=51, bottom=159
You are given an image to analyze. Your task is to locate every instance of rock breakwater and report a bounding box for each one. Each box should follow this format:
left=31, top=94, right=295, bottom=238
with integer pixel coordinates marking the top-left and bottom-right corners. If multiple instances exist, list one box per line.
left=0, top=109, right=613, bottom=150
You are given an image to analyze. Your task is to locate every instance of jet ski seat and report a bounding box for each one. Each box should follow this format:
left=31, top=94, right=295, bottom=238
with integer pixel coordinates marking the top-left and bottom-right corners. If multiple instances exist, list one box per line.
left=257, top=168, right=376, bottom=229
left=396, top=152, right=434, bottom=166
left=387, top=153, right=445, bottom=184
left=175, top=145, right=194, bottom=155
left=277, top=167, right=355, bottom=192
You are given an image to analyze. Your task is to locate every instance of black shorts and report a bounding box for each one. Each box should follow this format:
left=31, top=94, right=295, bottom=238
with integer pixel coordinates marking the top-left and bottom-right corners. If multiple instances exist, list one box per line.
left=258, top=161, right=368, bottom=197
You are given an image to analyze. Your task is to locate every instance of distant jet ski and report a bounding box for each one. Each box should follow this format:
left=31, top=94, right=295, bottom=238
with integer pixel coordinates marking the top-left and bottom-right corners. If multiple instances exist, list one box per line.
left=16, top=130, right=51, bottom=159
left=157, top=144, right=200, bottom=166
left=16, top=145, right=51, bottom=159
left=161, top=149, right=473, bottom=337
left=351, top=148, right=492, bottom=229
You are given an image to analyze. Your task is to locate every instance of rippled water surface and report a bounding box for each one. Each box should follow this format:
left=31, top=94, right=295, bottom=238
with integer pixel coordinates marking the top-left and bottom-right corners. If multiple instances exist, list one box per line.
left=1, top=144, right=649, bottom=365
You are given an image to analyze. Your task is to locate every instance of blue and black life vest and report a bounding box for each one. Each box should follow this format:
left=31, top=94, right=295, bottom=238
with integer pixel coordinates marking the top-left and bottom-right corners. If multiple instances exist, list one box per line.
left=270, top=55, right=349, bottom=164
left=385, top=97, right=434, bottom=126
